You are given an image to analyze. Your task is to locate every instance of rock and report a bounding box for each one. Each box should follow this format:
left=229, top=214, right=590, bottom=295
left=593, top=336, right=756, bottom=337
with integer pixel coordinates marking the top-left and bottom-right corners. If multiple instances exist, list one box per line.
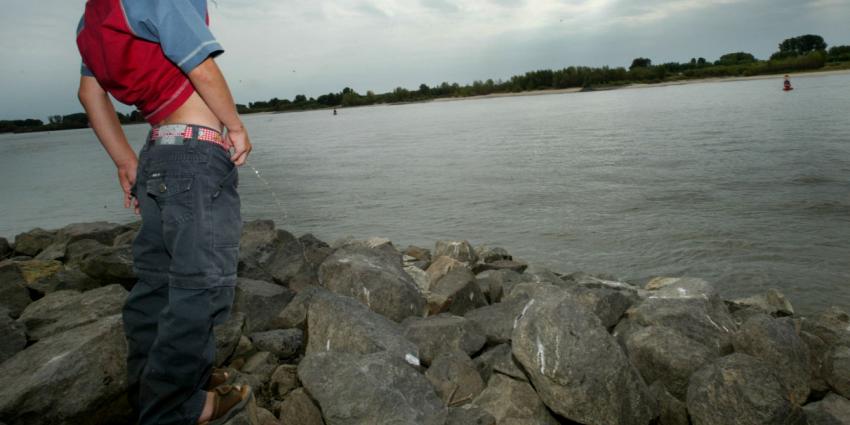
left=79, top=245, right=136, bottom=283
left=215, top=312, right=247, bottom=367
left=404, top=265, right=430, bottom=294
left=0, top=309, right=26, bottom=363
left=273, top=286, right=324, bottom=330
left=730, top=289, right=795, bottom=317
left=242, top=351, right=276, bottom=378
left=825, top=345, right=850, bottom=398
left=570, top=286, right=637, bottom=330
left=732, top=315, right=811, bottom=404
left=624, top=325, right=715, bottom=400
left=425, top=350, right=485, bottom=406
left=0, top=261, right=32, bottom=318
left=512, top=293, right=655, bottom=425
left=446, top=405, right=496, bottom=425
left=464, top=299, right=526, bottom=345
left=435, top=240, right=477, bottom=264
left=403, top=245, right=431, bottom=270
left=238, top=220, right=305, bottom=285
left=0, top=237, right=11, bottom=259
left=17, top=284, right=127, bottom=342
left=13, top=228, right=56, bottom=257
left=290, top=234, right=333, bottom=292
left=425, top=256, right=468, bottom=290
left=474, top=245, right=511, bottom=264
left=472, top=373, right=559, bottom=425
left=250, top=329, right=304, bottom=360
left=56, top=222, right=130, bottom=246
left=0, top=315, right=130, bottom=425
left=28, top=266, right=100, bottom=296
left=64, top=239, right=109, bottom=265
left=306, top=290, right=419, bottom=363
left=256, top=408, right=278, bottom=425
left=112, top=229, right=137, bottom=247
left=648, top=382, right=689, bottom=425
left=473, top=343, right=527, bottom=383
left=521, top=263, right=562, bottom=284
left=220, top=394, right=261, bottom=425
left=318, top=244, right=425, bottom=322
left=472, top=259, right=528, bottom=274
left=802, top=307, right=850, bottom=349
left=278, top=388, right=324, bottom=425
left=34, top=243, right=66, bottom=261
left=801, top=330, right=831, bottom=393
left=14, top=259, right=63, bottom=296
left=233, top=278, right=295, bottom=333
left=686, top=353, right=806, bottom=425
left=803, top=393, right=850, bottom=425
left=298, top=351, right=447, bottom=425
left=475, top=269, right=524, bottom=304
left=269, top=365, right=299, bottom=400
left=403, top=313, right=486, bottom=365
left=428, top=268, right=487, bottom=316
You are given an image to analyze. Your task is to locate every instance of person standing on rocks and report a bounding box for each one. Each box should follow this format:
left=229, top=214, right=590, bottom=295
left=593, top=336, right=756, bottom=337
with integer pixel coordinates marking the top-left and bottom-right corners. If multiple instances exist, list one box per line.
left=76, top=1, right=252, bottom=424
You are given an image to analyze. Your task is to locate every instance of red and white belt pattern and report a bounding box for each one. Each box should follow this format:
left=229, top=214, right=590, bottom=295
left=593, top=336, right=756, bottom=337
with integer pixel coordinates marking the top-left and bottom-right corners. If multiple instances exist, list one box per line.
left=150, top=125, right=231, bottom=151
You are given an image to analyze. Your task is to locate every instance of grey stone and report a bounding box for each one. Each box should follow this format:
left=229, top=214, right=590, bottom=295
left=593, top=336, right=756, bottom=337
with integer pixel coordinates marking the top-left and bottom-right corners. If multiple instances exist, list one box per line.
left=472, top=373, right=559, bottom=425
left=278, top=388, right=324, bottom=425
left=13, top=228, right=56, bottom=257
left=298, top=351, right=447, bottom=425
left=57, top=222, right=130, bottom=246
left=472, top=259, right=528, bottom=274
left=648, top=381, right=689, bottom=425
left=17, top=284, right=127, bottom=342
left=464, top=299, right=526, bottom=345
left=0, top=315, right=130, bottom=425
left=233, top=278, right=295, bottom=333
left=803, top=393, right=850, bottom=425
left=269, top=365, right=299, bottom=400
left=446, top=405, right=496, bottom=425
left=428, top=267, right=487, bottom=316
left=425, top=256, right=468, bottom=290
left=520, top=263, right=562, bottom=284
left=404, top=265, right=430, bottom=294
left=802, top=307, right=850, bottom=349
left=730, top=289, right=795, bottom=317
left=473, top=343, right=527, bottom=383
left=238, top=220, right=305, bottom=285
left=625, top=325, right=715, bottom=400
left=801, top=330, right=831, bottom=393
left=112, top=229, right=138, bottom=247
left=825, top=345, right=850, bottom=398
left=318, top=244, right=425, bottom=322
left=27, top=266, right=100, bottom=296
left=34, top=242, right=67, bottom=261
left=220, top=394, right=261, bottom=425
left=250, top=329, right=303, bottom=360
left=511, top=293, right=655, bottom=425
left=0, top=237, right=11, bottom=259
left=0, top=261, right=32, bottom=318
left=474, top=245, right=512, bottom=264
left=272, top=286, right=324, bottom=330
left=686, top=353, right=806, bottom=425
left=435, top=240, right=477, bottom=264
left=475, top=269, right=524, bottom=304
left=79, top=245, right=136, bottom=283
left=425, top=350, right=485, bottom=406
left=242, top=351, right=276, bottom=378
left=570, top=285, right=637, bottom=329
left=403, top=245, right=431, bottom=270
left=65, top=239, right=109, bottom=265
left=0, top=309, right=26, bottom=364
left=732, top=315, right=811, bottom=404
left=215, top=312, right=247, bottom=367
left=403, top=313, right=486, bottom=365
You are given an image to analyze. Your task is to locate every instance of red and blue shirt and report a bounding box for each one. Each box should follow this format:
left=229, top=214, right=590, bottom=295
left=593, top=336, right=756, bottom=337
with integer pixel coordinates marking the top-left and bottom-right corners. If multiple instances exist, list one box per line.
left=76, top=0, right=224, bottom=124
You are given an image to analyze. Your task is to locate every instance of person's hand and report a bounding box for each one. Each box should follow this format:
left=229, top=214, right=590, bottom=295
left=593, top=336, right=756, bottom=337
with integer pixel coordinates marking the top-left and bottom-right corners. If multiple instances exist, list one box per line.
left=226, top=126, right=252, bottom=166
left=117, top=159, right=139, bottom=214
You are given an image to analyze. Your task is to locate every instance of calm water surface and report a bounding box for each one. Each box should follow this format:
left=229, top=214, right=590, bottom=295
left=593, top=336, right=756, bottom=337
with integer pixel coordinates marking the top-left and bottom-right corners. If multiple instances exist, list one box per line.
left=2, top=73, right=849, bottom=314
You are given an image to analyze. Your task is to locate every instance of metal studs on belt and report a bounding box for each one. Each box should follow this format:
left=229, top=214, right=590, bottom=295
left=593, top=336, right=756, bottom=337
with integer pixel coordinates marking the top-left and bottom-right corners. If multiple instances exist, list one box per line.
left=159, top=183, right=168, bottom=193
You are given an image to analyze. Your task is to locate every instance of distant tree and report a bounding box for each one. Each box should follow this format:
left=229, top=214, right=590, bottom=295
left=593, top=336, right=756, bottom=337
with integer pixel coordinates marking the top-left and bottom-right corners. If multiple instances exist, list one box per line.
left=48, top=115, right=62, bottom=124
left=773, top=34, right=827, bottom=59
left=630, top=57, right=652, bottom=70
left=418, top=83, right=430, bottom=95
left=697, top=57, right=707, bottom=65
left=828, top=45, right=850, bottom=62
left=293, top=94, right=307, bottom=104
left=717, top=52, right=756, bottom=65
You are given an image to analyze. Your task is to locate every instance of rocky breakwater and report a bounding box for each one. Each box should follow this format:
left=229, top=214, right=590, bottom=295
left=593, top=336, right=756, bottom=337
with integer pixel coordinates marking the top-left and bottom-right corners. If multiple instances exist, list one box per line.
left=0, top=220, right=849, bottom=425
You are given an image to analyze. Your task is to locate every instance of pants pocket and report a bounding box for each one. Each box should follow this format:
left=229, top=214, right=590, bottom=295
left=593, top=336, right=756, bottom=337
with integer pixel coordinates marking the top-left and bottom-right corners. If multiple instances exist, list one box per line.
left=210, top=166, right=241, bottom=248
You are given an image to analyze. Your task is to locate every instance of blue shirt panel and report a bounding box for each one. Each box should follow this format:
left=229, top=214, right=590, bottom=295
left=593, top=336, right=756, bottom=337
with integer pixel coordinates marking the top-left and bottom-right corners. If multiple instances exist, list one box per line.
left=77, top=16, right=95, bottom=77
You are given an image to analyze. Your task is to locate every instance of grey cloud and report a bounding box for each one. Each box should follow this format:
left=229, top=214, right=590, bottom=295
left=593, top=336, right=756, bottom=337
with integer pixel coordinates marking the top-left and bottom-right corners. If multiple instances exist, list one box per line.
left=420, top=0, right=461, bottom=13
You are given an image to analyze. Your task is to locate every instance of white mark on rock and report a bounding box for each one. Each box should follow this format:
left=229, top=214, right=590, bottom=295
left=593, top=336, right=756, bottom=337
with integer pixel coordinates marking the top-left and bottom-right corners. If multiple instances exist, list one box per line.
left=405, top=353, right=420, bottom=367
left=705, top=315, right=730, bottom=332
left=514, top=299, right=536, bottom=329
left=326, top=339, right=331, bottom=351
left=363, top=287, right=371, bottom=307
left=469, top=292, right=474, bottom=301
left=677, top=287, right=688, bottom=296
left=536, top=335, right=546, bottom=375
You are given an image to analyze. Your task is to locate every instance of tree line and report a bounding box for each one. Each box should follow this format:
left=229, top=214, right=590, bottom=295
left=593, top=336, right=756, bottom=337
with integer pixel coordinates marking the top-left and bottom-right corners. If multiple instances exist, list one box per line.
left=3, top=34, right=848, bottom=133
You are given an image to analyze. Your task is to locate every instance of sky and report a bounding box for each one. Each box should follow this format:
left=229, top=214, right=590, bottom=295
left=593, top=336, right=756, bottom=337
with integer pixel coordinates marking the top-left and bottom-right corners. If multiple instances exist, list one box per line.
left=0, top=0, right=848, bottom=120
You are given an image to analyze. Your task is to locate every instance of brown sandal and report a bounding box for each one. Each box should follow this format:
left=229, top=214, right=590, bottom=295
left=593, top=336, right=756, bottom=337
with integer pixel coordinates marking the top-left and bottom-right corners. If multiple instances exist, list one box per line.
left=204, top=368, right=230, bottom=391
left=199, top=385, right=252, bottom=425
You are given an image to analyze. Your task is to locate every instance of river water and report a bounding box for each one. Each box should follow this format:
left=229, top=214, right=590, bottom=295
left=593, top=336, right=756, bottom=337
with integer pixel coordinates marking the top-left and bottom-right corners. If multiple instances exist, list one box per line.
left=2, top=73, right=848, bottom=314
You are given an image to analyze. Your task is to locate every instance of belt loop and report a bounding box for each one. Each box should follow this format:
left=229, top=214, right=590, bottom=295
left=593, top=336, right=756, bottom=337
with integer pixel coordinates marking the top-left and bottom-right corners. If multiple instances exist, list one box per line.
left=143, top=127, right=154, bottom=152
left=186, top=124, right=199, bottom=150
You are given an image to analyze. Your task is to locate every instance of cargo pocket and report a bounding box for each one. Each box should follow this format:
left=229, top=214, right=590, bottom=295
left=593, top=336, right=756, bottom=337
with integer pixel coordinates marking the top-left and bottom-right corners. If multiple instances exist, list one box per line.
left=146, top=175, right=195, bottom=224
left=211, top=166, right=241, bottom=248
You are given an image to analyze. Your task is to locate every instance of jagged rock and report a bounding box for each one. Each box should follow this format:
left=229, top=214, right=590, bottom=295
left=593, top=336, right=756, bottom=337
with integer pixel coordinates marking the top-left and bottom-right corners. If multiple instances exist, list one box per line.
left=435, top=240, right=477, bottom=264
left=425, top=350, right=485, bottom=406
left=521, top=263, right=562, bottom=284
left=475, top=269, right=524, bottom=304
left=825, top=345, right=850, bottom=398
left=802, top=307, right=850, bottom=349
left=474, top=246, right=511, bottom=264
left=250, top=329, right=303, bottom=360
left=242, top=351, right=276, bottom=379
left=233, top=278, right=295, bottom=333
left=570, top=285, right=637, bottom=329
left=298, top=351, right=447, bottom=425
left=318, top=244, right=425, bottom=322
left=447, top=405, right=495, bottom=425
left=0, top=237, right=11, bottom=259
left=56, top=222, right=130, bottom=246
left=13, top=228, right=56, bottom=257
left=425, top=256, right=467, bottom=290
left=472, top=259, right=528, bottom=274
left=625, top=325, right=715, bottom=400
left=0, top=315, right=130, bottom=425
left=278, top=388, right=324, bottom=425
left=17, top=284, right=127, bottom=342
left=0, top=309, right=26, bottom=363
left=34, top=242, right=66, bottom=261
left=801, top=329, right=831, bottom=393
left=79, top=245, right=136, bottom=283
left=112, top=229, right=138, bottom=247
left=0, top=261, right=32, bottom=318
left=732, top=315, right=811, bottom=404
left=215, top=312, right=246, bottom=367
left=472, top=373, right=559, bottom=425
left=512, top=293, right=655, bottom=425
left=65, top=239, right=109, bottom=265
left=463, top=299, right=526, bottom=345
left=686, top=353, right=806, bottom=425
left=13, top=259, right=66, bottom=296
left=238, top=220, right=305, bottom=285
left=730, top=289, right=795, bottom=317
left=803, top=393, right=850, bottom=425
left=269, top=365, right=299, bottom=400
left=27, top=265, right=99, bottom=296
left=289, top=234, right=333, bottom=292
left=473, top=343, right=527, bottom=383
left=404, top=265, right=430, bottom=294
left=428, top=268, right=487, bottom=316
left=305, top=290, right=419, bottom=363
left=649, top=382, right=689, bottom=425
left=273, top=286, right=324, bottom=330
left=403, top=313, right=486, bottom=365
left=403, top=245, right=431, bottom=270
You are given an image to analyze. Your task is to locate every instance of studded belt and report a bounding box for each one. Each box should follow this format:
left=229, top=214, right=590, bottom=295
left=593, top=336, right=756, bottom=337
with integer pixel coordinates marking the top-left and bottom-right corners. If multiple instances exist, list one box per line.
left=148, top=124, right=231, bottom=151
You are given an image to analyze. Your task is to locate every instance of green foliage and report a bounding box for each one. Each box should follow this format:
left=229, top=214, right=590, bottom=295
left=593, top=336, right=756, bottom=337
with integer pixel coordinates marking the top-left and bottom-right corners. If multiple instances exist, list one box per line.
left=828, top=45, right=850, bottom=62
left=630, top=58, right=652, bottom=70
left=717, top=52, right=756, bottom=66
left=778, top=34, right=827, bottom=55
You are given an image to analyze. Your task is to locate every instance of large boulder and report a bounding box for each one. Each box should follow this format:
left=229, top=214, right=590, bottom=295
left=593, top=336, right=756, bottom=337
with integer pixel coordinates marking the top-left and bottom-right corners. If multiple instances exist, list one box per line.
left=427, top=268, right=487, bottom=316
left=233, top=278, right=295, bottom=333
left=512, top=293, right=655, bottom=425
left=730, top=289, right=795, bottom=317
left=16, top=284, right=127, bottom=342
left=273, top=286, right=324, bottom=330
left=0, top=261, right=32, bottom=318
left=13, top=228, right=56, bottom=257
left=803, top=393, right=850, bottom=425
left=0, top=315, right=130, bottom=425
left=425, top=350, right=485, bottom=406
left=732, top=315, right=811, bottom=404
left=625, top=325, right=715, bottom=400
left=648, top=382, right=689, bottom=425
left=238, top=220, right=305, bottom=285
left=473, top=343, right=527, bottom=383
left=318, top=244, right=425, bottom=322
left=403, top=245, right=431, bottom=270
left=79, top=245, right=136, bottom=283
left=305, top=290, right=419, bottom=363
left=298, top=351, right=447, bottom=425
left=425, top=256, right=467, bottom=290
left=464, top=299, right=526, bottom=345
left=802, top=307, right=850, bottom=348
left=65, top=239, right=109, bottom=265
left=57, top=222, right=130, bottom=246
left=475, top=269, right=524, bottom=304
left=0, top=309, right=26, bottom=363
left=569, top=285, right=637, bottom=330
left=686, top=353, right=806, bottom=425
left=403, top=313, right=486, bottom=365
left=435, top=240, right=477, bottom=264
left=825, top=345, right=850, bottom=398
left=278, top=388, right=324, bottom=425
left=446, top=405, right=495, bottom=425
left=471, top=373, right=559, bottom=425
left=250, top=329, right=304, bottom=360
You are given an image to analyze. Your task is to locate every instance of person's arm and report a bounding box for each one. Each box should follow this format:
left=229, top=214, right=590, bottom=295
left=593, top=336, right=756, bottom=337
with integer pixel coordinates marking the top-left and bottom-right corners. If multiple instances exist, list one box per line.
left=78, top=75, right=139, bottom=213
left=187, top=57, right=251, bottom=165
